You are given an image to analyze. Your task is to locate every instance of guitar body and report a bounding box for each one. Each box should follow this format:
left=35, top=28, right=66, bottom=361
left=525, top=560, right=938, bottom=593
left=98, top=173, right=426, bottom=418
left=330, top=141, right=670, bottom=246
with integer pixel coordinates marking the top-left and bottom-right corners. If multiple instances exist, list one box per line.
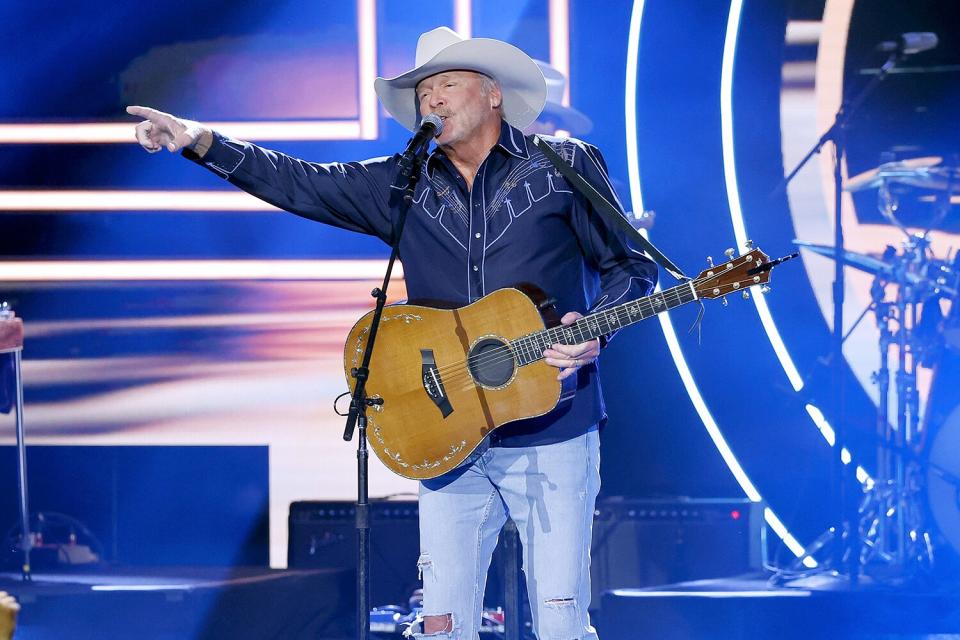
left=343, top=288, right=569, bottom=480
left=341, top=246, right=783, bottom=480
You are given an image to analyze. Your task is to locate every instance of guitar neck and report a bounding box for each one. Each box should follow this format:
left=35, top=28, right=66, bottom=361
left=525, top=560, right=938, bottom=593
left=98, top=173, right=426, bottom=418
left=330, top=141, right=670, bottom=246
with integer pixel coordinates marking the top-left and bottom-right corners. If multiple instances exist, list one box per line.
left=511, top=281, right=698, bottom=365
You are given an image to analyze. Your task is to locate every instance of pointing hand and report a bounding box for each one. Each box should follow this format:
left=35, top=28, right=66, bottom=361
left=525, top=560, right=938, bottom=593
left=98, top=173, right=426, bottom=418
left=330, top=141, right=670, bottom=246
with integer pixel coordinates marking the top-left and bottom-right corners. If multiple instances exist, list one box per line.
left=126, top=105, right=210, bottom=154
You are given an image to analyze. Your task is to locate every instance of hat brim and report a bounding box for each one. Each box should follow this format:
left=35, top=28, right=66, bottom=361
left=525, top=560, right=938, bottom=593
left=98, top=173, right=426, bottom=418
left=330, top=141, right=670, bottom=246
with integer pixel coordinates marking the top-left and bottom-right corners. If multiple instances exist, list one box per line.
left=540, top=102, right=593, bottom=135
left=375, top=38, right=547, bottom=132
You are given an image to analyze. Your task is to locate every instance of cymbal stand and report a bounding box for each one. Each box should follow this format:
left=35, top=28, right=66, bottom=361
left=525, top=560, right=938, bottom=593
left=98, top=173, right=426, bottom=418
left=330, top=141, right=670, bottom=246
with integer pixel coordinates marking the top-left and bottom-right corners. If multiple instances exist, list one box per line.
left=858, top=241, right=934, bottom=579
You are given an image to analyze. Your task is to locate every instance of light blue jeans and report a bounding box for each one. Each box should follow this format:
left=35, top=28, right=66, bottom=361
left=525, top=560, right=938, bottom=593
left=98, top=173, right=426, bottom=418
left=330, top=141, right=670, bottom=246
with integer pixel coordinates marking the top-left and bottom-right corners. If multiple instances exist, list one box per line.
left=409, top=428, right=601, bottom=640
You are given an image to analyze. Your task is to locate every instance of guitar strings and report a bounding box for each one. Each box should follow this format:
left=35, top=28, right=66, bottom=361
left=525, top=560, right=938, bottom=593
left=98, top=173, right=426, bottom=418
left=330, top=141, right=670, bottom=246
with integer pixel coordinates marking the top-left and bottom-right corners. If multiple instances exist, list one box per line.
left=421, top=269, right=758, bottom=388
left=439, top=282, right=696, bottom=388
left=443, top=285, right=700, bottom=391
left=420, top=270, right=757, bottom=388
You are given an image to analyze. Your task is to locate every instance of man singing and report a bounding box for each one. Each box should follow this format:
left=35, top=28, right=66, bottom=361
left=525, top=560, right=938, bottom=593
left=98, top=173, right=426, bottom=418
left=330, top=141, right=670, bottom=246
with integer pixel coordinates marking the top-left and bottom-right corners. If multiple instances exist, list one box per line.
left=128, top=26, right=656, bottom=640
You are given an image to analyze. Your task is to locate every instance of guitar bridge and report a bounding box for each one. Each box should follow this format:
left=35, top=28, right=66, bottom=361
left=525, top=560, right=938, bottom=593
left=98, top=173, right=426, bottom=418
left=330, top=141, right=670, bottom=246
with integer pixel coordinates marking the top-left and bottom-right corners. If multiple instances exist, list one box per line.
left=421, top=349, right=454, bottom=418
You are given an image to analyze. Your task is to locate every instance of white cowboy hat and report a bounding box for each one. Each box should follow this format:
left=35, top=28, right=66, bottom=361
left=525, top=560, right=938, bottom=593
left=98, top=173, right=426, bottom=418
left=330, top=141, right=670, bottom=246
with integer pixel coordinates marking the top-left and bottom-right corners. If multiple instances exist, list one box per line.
left=534, top=60, right=593, bottom=135
left=374, top=27, right=547, bottom=132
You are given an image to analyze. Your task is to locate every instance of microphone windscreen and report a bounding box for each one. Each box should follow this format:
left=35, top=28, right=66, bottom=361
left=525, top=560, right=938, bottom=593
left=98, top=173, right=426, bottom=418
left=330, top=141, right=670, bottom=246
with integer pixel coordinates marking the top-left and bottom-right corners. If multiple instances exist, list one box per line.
left=422, top=113, right=444, bottom=137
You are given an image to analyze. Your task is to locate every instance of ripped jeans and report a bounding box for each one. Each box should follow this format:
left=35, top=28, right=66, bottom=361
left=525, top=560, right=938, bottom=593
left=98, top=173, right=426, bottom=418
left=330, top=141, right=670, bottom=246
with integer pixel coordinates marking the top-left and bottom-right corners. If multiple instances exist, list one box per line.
left=409, top=427, right=601, bottom=640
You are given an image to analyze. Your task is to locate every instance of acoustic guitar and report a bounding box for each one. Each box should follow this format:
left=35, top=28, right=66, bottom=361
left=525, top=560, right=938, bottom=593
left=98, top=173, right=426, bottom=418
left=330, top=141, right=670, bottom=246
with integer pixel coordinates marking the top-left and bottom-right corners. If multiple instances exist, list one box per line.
left=0, top=591, right=18, bottom=640
left=343, top=246, right=789, bottom=479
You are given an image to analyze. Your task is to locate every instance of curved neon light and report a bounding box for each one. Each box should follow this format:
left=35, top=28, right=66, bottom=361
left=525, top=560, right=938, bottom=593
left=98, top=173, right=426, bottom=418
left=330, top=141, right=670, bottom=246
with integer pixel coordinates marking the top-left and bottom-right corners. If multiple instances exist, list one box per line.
left=720, top=1, right=805, bottom=394
left=720, top=0, right=872, bottom=491
left=625, top=0, right=813, bottom=566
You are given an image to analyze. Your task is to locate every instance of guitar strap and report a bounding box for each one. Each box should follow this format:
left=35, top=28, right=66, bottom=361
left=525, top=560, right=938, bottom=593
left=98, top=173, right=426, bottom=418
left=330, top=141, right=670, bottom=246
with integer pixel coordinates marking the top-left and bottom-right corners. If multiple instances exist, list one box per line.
left=530, top=135, right=688, bottom=281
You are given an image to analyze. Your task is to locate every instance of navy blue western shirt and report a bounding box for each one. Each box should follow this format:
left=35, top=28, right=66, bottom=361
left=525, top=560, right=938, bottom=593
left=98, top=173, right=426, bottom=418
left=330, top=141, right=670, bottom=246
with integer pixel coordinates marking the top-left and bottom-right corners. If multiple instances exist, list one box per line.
left=187, top=120, right=657, bottom=447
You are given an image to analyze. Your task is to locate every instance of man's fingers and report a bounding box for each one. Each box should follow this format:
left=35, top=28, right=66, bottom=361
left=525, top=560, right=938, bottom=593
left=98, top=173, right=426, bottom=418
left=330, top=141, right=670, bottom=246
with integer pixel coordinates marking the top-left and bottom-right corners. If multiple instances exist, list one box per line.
left=547, top=344, right=581, bottom=357
left=545, top=355, right=590, bottom=367
left=560, top=311, right=582, bottom=325
left=126, top=105, right=167, bottom=121
left=167, top=134, right=191, bottom=153
left=557, top=367, right=577, bottom=381
left=128, top=105, right=190, bottom=153
left=544, top=331, right=600, bottom=379
left=134, top=121, right=160, bottom=153
left=545, top=341, right=598, bottom=359
left=543, top=352, right=579, bottom=379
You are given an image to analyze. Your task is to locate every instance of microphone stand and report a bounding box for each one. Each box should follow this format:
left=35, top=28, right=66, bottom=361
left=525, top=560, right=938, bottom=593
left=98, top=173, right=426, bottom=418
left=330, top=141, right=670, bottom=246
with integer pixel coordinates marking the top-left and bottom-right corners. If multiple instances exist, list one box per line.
left=775, top=49, right=905, bottom=584
left=1, top=303, right=31, bottom=582
left=342, top=145, right=426, bottom=640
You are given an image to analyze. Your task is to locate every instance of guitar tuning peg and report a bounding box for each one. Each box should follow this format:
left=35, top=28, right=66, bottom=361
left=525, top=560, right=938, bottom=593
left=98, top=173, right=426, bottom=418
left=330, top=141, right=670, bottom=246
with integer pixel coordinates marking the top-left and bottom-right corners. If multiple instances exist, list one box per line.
left=745, top=239, right=755, bottom=250
left=760, top=285, right=771, bottom=294
left=706, top=256, right=714, bottom=267
left=722, top=298, right=729, bottom=307
left=724, top=248, right=735, bottom=259
left=742, top=290, right=750, bottom=300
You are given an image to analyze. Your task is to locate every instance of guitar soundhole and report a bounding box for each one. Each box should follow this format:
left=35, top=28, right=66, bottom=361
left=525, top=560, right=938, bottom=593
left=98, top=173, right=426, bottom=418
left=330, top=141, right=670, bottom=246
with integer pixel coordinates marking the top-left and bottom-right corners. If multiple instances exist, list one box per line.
left=468, top=337, right=516, bottom=388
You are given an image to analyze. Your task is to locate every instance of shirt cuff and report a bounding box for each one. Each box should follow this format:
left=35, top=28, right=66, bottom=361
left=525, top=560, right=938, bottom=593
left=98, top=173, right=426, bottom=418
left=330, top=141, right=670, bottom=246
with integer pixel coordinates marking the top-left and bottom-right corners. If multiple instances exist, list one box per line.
left=182, top=132, right=245, bottom=177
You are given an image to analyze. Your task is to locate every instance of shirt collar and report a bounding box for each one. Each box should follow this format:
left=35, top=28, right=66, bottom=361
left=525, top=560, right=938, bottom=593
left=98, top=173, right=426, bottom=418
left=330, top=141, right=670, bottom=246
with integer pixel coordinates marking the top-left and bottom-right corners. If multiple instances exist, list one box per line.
left=496, top=120, right=531, bottom=159
left=426, top=120, right=531, bottom=178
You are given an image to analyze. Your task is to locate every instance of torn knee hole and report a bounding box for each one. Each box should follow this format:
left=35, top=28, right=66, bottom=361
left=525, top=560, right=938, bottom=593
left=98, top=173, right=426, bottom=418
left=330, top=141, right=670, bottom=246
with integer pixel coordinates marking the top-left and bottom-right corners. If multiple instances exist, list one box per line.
left=416, top=552, right=433, bottom=580
left=423, top=613, right=454, bottom=634
left=544, top=597, right=577, bottom=607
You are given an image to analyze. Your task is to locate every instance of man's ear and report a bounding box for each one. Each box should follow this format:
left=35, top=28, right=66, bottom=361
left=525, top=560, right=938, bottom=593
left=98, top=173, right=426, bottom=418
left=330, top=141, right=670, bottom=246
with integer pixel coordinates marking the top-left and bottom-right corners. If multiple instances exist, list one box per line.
left=489, top=86, right=503, bottom=109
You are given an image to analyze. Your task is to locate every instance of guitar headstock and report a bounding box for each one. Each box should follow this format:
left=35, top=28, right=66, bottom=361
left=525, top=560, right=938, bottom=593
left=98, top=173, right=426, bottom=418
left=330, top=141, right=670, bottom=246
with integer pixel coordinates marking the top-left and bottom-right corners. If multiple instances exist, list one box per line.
left=693, top=246, right=773, bottom=300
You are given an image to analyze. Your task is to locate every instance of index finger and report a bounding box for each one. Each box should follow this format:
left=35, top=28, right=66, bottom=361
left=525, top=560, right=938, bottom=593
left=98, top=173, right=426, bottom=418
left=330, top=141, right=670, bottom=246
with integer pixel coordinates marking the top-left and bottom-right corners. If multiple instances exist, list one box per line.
left=126, top=105, right=166, bottom=121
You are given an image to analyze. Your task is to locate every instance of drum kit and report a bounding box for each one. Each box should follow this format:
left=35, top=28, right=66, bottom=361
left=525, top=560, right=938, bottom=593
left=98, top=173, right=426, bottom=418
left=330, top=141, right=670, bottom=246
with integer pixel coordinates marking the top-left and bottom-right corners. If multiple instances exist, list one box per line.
left=796, top=155, right=960, bottom=581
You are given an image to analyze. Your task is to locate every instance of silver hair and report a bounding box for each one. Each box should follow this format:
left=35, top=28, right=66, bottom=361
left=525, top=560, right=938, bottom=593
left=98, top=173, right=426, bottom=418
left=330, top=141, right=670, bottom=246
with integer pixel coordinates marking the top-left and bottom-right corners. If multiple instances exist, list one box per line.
left=478, top=73, right=503, bottom=115
left=479, top=74, right=499, bottom=95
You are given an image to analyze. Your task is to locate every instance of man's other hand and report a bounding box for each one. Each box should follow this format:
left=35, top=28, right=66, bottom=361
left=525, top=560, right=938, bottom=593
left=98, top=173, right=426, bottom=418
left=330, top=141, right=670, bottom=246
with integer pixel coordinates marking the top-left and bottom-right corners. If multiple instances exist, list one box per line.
left=126, top=106, right=212, bottom=155
left=543, top=312, right=601, bottom=381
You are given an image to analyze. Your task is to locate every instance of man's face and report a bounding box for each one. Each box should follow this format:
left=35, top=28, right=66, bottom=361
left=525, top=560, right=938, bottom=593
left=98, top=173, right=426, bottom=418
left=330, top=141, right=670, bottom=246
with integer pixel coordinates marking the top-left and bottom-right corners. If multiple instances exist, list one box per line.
left=415, top=71, right=501, bottom=146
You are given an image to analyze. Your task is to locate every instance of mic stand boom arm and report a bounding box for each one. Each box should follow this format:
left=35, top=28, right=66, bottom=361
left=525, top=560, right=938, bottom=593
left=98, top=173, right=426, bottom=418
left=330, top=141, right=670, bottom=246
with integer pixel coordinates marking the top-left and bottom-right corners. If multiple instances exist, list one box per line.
left=342, top=148, right=425, bottom=640
left=775, top=51, right=901, bottom=194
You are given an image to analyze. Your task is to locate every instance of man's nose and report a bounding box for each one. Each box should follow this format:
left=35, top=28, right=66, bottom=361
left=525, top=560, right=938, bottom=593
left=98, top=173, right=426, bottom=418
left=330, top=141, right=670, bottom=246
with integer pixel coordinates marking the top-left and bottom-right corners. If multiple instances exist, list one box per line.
left=428, top=92, right=444, bottom=109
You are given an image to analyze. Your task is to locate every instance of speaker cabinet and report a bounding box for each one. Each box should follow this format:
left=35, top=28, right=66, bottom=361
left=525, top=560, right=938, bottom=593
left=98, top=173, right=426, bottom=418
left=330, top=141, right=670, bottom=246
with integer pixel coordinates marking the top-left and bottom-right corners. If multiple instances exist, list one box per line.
left=288, top=500, right=421, bottom=607
left=289, top=497, right=764, bottom=609
left=591, top=498, right=764, bottom=603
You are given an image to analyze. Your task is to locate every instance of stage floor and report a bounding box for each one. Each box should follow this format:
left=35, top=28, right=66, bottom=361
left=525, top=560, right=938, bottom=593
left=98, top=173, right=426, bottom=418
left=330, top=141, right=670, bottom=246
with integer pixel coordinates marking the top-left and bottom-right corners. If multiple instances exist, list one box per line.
left=2, top=566, right=958, bottom=639
left=0, top=566, right=354, bottom=640
left=600, top=573, right=960, bottom=640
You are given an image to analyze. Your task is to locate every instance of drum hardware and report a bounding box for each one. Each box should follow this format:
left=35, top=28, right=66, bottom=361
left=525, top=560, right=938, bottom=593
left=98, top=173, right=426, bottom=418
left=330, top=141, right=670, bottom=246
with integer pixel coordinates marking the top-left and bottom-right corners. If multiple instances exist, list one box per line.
left=845, top=156, right=959, bottom=194
left=846, top=155, right=960, bottom=231
left=792, top=150, right=960, bottom=581
left=793, top=241, right=958, bottom=301
left=926, top=409, right=960, bottom=576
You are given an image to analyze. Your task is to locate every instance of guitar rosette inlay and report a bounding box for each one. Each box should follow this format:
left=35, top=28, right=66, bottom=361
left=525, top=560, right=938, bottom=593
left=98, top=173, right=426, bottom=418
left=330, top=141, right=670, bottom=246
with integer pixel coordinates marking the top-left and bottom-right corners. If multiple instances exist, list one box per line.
left=467, top=335, right=517, bottom=389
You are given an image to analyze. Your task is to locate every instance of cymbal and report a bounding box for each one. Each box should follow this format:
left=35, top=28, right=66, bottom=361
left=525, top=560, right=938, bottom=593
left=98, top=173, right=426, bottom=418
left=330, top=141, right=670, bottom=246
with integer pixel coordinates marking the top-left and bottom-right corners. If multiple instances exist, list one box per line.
left=793, top=240, right=892, bottom=277
left=794, top=240, right=958, bottom=297
left=845, top=156, right=960, bottom=193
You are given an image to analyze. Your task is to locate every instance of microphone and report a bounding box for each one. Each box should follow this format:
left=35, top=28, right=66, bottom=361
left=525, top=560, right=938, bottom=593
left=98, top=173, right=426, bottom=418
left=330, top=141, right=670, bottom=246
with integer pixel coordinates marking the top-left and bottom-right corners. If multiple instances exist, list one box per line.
left=399, top=113, right=444, bottom=171
left=876, top=32, right=938, bottom=56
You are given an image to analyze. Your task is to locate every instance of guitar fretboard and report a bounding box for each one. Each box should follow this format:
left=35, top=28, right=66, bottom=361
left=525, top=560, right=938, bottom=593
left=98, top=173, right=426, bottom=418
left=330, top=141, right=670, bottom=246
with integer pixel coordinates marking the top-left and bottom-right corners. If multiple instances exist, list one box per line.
left=510, top=281, right=697, bottom=366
